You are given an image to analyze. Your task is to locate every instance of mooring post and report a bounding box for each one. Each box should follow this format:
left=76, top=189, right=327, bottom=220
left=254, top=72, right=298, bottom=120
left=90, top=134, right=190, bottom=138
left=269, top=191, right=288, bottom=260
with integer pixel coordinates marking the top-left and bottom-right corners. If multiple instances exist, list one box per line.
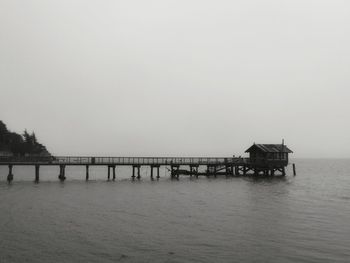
left=293, top=163, right=296, bottom=176
left=7, top=164, right=13, bottom=183
left=112, top=166, right=116, bottom=180
left=156, top=166, right=160, bottom=179
left=86, top=165, right=89, bottom=181
left=58, top=165, right=66, bottom=181
left=35, top=165, right=40, bottom=183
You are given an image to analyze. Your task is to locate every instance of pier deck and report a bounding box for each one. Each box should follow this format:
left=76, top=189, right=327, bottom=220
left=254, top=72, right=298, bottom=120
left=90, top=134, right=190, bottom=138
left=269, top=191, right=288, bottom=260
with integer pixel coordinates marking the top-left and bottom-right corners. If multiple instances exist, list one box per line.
left=0, top=156, right=246, bottom=166
left=0, top=155, right=290, bottom=182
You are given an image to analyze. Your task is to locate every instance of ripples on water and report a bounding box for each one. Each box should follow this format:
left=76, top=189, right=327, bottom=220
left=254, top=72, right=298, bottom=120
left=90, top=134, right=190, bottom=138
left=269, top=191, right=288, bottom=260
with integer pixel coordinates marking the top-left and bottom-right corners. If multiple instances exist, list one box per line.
left=0, top=159, right=349, bottom=262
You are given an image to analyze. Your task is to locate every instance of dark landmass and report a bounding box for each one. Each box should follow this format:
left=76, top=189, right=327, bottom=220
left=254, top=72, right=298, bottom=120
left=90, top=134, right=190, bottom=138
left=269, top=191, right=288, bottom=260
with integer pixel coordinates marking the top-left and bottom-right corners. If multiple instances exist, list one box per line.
left=0, top=120, right=50, bottom=156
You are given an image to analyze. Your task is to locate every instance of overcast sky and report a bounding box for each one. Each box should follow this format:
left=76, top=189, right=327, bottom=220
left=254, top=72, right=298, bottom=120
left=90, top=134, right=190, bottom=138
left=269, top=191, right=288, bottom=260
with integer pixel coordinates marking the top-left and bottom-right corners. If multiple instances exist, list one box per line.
left=1, top=0, right=349, bottom=158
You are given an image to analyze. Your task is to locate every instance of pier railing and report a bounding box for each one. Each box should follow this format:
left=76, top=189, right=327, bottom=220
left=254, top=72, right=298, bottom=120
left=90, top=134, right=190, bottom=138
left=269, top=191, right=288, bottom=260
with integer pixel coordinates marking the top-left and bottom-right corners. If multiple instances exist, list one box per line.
left=0, top=156, right=248, bottom=166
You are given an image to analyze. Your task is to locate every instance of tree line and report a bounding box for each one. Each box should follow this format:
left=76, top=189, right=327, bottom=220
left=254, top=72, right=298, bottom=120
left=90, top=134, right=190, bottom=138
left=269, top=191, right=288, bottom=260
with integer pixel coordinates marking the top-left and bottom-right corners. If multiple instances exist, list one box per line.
left=0, top=120, right=50, bottom=156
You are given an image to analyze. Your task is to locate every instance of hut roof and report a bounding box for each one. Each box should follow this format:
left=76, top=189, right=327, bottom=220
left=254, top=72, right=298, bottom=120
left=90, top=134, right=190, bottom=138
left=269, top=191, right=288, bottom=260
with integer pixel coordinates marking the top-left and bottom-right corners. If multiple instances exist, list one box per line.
left=245, top=144, right=293, bottom=153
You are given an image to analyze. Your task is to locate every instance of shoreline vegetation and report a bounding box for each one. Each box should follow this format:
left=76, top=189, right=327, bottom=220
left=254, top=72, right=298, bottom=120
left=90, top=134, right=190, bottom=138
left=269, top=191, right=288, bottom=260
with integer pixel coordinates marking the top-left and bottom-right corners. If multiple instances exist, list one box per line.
left=0, top=120, right=50, bottom=157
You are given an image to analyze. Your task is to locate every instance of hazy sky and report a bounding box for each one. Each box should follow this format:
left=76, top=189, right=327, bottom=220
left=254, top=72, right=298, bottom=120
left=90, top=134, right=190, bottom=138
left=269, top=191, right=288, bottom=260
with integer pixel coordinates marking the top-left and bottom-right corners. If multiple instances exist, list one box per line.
left=1, top=0, right=349, bottom=158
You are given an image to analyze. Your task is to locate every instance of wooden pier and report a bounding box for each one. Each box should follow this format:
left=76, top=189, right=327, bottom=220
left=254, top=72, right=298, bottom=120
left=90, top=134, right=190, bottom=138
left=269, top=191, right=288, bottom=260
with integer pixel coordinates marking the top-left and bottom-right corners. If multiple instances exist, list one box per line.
left=0, top=143, right=293, bottom=182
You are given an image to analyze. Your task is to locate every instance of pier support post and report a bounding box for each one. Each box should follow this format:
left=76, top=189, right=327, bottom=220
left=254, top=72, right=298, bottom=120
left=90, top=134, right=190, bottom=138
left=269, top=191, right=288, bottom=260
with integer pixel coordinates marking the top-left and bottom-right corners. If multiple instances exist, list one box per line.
left=107, top=166, right=111, bottom=180
left=293, top=163, right=296, bottom=176
left=150, top=166, right=154, bottom=180
left=156, top=166, right=160, bottom=179
left=35, top=165, right=40, bottom=183
left=132, top=166, right=135, bottom=179
left=225, top=165, right=229, bottom=177
left=58, top=165, right=66, bottom=181
left=113, top=166, right=116, bottom=180
left=171, top=165, right=179, bottom=179
left=86, top=165, right=89, bottom=181
left=137, top=166, right=141, bottom=179
left=171, top=165, right=175, bottom=179
left=282, top=167, right=286, bottom=176
left=235, top=166, right=239, bottom=176
left=7, top=164, right=13, bottom=183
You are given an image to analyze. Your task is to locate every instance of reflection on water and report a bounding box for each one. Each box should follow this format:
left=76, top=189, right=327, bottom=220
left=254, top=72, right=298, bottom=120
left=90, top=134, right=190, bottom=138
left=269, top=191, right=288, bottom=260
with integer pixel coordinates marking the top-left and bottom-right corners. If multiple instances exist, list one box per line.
left=0, top=159, right=350, bottom=263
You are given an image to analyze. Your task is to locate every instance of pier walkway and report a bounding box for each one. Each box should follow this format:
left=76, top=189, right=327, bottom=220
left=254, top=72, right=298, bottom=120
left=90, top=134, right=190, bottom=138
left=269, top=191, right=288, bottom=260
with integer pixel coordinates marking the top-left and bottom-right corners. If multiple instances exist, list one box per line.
left=0, top=155, right=289, bottom=182
left=0, top=156, right=246, bottom=166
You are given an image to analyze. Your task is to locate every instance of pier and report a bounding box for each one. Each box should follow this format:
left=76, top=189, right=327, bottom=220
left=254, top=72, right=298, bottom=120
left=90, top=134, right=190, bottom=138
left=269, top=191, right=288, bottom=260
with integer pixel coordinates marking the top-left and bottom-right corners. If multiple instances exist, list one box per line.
left=0, top=143, right=293, bottom=182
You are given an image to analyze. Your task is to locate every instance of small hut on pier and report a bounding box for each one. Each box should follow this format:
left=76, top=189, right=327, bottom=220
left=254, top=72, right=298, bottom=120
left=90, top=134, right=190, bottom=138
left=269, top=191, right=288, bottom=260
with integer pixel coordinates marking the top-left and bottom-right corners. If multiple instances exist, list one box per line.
left=245, top=143, right=293, bottom=167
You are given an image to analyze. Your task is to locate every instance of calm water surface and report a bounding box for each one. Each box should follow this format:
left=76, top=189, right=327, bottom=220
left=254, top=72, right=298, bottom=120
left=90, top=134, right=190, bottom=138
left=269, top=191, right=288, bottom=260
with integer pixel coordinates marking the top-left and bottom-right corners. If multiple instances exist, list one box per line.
left=0, top=159, right=349, bottom=262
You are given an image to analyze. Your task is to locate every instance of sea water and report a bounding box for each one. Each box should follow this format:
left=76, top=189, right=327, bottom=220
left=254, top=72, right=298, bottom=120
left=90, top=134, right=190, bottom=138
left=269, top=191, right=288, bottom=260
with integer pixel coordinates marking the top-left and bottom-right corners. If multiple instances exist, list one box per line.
left=0, top=159, right=349, bottom=262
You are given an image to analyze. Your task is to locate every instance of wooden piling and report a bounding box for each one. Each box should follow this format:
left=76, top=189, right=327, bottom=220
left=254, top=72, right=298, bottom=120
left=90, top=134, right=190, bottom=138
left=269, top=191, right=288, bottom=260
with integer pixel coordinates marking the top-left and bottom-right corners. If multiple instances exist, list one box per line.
left=282, top=167, right=286, bottom=176
left=58, top=165, right=66, bottom=181
left=86, top=165, right=89, bottom=181
left=235, top=166, right=239, bottom=176
left=35, top=165, right=40, bottom=183
left=293, top=163, right=296, bottom=176
left=156, top=166, right=160, bottom=179
left=7, top=164, right=13, bottom=182
left=137, top=166, right=141, bottom=179
left=225, top=165, right=230, bottom=177
left=150, top=166, right=154, bottom=179
left=112, top=166, right=116, bottom=180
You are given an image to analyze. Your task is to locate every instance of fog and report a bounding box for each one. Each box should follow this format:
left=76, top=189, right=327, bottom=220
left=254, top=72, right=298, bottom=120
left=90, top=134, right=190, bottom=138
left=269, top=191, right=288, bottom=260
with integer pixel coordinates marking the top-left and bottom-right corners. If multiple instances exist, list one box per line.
left=1, top=0, right=349, bottom=157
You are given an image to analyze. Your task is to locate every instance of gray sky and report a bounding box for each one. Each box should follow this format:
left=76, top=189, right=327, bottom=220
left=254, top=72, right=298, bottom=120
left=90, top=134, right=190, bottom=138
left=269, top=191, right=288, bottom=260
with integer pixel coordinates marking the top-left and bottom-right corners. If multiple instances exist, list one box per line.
left=1, top=0, right=349, bottom=158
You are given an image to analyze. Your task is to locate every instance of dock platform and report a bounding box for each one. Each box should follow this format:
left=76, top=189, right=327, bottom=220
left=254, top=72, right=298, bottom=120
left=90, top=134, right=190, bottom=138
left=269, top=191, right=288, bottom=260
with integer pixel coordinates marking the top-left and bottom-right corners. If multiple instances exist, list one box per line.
left=0, top=155, right=290, bottom=182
